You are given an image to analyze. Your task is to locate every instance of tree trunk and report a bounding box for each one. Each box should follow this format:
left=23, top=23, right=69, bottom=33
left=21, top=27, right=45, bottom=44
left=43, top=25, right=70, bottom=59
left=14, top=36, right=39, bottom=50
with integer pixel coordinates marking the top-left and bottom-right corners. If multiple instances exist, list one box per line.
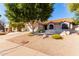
left=27, top=23, right=35, bottom=33
left=17, top=27, right=22, bottom=32
left=32, top=27, right=34, bottom=33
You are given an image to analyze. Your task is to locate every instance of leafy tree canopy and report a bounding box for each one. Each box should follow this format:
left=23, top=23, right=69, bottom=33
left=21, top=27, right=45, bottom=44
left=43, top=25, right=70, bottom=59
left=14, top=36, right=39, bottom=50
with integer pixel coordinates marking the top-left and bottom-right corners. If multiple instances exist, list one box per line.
left=5, top=3, right=54, bottom=32
left=5, top=3, right=54, bottom=22
left=67, top=3, right=79, bottom=12
left=67, top=3, right=79, bottom=20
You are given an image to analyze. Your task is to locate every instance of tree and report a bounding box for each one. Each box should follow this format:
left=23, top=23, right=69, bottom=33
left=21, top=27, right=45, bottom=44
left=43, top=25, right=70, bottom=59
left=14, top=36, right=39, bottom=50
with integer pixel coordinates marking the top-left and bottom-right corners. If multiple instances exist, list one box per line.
left=67, top=3, right=79, bottom=12
left=5, top=3, right=54, bottom=32
left=10, top=21, right=25, bottom=31
left=67, top=3, right=79, bottom=20
left=73, top=20, right=79, bottom=25
left=5, top=3, right=25, bottom=31
left=23, top=3, right=54, bottom=32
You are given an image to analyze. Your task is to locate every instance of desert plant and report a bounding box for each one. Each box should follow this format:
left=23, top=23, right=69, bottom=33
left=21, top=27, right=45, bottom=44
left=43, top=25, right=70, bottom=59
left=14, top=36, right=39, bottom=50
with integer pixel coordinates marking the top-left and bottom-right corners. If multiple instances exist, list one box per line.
left=51, top=34, right=62, bottom=39
left=28, top=32, right=34, bottom=36
left=36, top=28, right=45, bottom=33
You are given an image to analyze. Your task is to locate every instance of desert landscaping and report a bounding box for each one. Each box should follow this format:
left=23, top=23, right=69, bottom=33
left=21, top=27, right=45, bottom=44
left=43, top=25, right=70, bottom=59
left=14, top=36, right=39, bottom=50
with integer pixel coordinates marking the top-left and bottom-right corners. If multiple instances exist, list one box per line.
left=0, top=32, right=79, bottom=56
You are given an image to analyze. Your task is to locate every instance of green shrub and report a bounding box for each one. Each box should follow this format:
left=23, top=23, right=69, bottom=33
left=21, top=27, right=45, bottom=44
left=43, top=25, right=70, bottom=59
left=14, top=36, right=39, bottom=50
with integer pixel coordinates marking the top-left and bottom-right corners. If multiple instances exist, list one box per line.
left=51, top=34, right=62, bottom=39
left=36, top=29, right=45, bottom=33
left=28, top=32, right=34, bottom=36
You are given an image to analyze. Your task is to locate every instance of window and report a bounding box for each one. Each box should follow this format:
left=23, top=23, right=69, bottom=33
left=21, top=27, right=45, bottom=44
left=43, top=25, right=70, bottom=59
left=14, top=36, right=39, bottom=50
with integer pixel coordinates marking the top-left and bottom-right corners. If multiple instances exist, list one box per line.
left=62, top=23, right=68, bottom=29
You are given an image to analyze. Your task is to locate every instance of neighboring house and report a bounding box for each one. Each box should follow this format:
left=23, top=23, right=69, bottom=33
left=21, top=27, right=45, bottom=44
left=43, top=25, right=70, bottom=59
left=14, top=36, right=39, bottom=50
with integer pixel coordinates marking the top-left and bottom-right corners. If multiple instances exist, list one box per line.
left=36, top=18, right=75, bottom=34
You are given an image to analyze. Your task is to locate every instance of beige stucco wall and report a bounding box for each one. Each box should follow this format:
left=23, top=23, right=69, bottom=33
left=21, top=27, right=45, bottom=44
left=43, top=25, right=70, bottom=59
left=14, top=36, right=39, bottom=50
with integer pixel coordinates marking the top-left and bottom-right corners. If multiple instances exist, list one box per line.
left=43, top=22, right=74, bottom=34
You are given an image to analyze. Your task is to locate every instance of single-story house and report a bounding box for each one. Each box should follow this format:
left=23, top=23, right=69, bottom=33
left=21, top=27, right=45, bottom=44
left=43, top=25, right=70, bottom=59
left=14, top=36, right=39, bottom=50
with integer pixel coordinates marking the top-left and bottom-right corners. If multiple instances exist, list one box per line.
left=35, top=18, right=76, bottom=34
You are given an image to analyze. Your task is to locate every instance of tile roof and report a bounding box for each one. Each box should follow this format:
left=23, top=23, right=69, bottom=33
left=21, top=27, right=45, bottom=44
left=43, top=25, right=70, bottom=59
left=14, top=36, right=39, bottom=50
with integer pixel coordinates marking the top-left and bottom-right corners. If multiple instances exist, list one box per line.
left=42, top=18, right=74, bottom=24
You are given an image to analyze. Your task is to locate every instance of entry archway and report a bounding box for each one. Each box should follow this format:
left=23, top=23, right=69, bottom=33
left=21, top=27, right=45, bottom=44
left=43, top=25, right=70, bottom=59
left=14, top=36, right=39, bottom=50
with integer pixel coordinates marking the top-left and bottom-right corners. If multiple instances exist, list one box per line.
left=47, top=23, right=54, bottom=30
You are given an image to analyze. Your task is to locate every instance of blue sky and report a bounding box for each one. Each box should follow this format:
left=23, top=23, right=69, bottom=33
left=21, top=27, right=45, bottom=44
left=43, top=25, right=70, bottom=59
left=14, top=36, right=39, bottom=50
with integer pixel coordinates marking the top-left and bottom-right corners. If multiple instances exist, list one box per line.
left=0, top=3, right=74, bottom=24
left=0, top=3, right=8, bottom=24
left=48, top=3, right=74, bottom=20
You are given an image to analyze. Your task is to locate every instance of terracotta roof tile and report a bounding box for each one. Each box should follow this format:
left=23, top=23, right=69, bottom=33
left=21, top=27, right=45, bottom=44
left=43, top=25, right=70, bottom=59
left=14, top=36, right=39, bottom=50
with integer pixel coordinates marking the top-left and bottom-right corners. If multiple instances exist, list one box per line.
left=43, top=18, right=74, bottom=24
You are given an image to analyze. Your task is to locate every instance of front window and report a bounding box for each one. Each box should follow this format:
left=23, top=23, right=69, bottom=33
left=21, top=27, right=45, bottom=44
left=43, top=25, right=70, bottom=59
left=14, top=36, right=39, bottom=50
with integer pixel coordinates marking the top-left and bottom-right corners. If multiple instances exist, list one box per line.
left=62, top=23, right=68, bottom=29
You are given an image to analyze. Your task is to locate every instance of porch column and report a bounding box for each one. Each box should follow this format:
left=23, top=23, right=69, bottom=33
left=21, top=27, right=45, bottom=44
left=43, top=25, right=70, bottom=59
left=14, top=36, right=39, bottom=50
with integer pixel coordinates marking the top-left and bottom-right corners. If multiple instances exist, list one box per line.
left=70, top=24, right=73, bottom=29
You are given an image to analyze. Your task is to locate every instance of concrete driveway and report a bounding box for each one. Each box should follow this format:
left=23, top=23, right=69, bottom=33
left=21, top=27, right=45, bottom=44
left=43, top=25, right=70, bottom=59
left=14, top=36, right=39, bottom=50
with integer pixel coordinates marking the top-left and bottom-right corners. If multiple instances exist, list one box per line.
left=0, top=32, right=47, bottom=56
